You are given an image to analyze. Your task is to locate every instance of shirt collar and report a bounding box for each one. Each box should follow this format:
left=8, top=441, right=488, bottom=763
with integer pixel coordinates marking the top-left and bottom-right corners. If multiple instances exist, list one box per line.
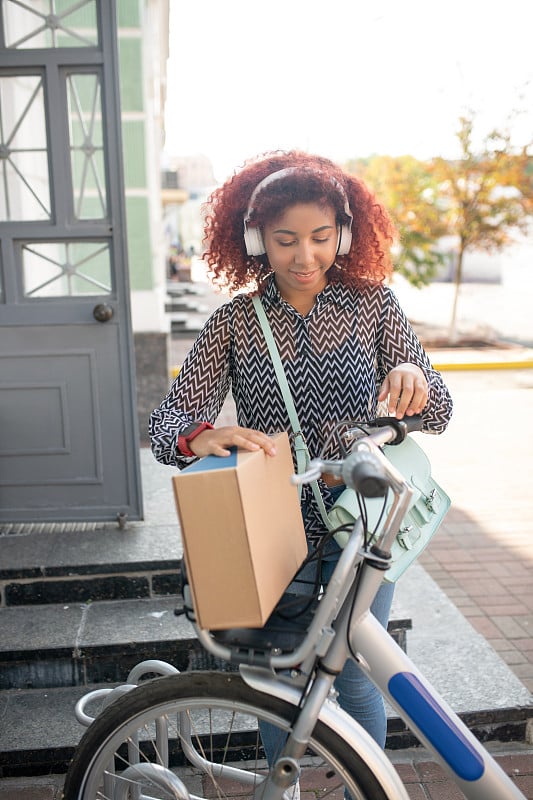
left=260, top=273, right=357, bottom=312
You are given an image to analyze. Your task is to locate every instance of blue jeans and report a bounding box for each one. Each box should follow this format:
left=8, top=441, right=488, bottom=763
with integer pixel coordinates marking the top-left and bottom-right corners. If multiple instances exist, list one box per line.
left=261, top=487, right=395, bottom=760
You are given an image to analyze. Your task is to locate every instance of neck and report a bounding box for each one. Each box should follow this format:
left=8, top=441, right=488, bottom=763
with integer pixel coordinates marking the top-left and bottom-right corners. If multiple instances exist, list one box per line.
left=278, top=286, right=316, bottom=316
left=275, top=275, right=328, bottom=316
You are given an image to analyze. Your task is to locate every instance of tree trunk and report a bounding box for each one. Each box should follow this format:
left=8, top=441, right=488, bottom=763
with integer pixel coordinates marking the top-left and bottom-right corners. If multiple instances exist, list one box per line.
left=449, top=243, right=465, bottom=343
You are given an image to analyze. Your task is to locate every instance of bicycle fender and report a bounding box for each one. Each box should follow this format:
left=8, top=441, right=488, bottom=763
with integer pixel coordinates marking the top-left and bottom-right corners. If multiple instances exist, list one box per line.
left=239, top=665, right=410, bottom=800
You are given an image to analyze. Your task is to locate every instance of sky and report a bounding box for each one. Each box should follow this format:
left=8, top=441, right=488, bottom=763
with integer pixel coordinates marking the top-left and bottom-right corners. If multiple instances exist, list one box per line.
left=164, top=0, right=533, bottom=183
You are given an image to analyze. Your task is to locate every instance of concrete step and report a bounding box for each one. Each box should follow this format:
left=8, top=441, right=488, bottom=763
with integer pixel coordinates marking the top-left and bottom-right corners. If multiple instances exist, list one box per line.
left=170, top=318, right=205, bottom=336
left=0, top=592, right=413, bottom=692
left=1, top=684, right=98, bottom=778
left=164, top=301, right=210, bottom=313
left=0, top=525, right=182, bottom=607
left=0, top=596, right=196, bottom=690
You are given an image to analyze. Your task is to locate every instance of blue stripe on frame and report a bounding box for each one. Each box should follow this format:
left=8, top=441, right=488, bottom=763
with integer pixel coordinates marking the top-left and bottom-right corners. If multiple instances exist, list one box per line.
left=388, top=672, right=485, bottom=782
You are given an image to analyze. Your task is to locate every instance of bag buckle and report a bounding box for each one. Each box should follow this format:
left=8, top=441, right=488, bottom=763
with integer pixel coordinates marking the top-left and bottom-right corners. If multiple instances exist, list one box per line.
left=397, top=525, right=415, bottom=550
left=425, top=488, right=438, bottom=514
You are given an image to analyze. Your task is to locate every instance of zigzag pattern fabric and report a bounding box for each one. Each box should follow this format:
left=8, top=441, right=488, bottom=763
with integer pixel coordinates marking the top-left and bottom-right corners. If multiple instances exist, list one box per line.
left=150, top=276, right=453, bottom=543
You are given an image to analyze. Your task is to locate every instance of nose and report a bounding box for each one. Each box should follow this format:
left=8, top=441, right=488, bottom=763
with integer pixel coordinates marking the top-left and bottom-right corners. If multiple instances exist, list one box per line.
left=294, top=239, right=315, bottom=267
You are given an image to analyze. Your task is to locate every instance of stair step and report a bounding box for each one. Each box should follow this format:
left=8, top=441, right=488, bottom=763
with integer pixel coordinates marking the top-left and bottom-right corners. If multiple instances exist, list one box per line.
left=0, top=593, right=412, bottom=691
left=0, top=597, right=196, bottom=690
left=0, top=525, right=182, bottom=606
left=165, top=302, right=209, bottom=313
left=0, top=685, right=93, bottom=778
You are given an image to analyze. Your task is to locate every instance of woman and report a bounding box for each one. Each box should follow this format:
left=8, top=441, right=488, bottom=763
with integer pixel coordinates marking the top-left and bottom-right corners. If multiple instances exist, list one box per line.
left=149, top=150, right=453, bottom=747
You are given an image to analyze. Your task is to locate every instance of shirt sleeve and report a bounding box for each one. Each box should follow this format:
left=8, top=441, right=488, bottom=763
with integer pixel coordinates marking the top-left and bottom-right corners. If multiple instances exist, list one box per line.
left=149, top=303, right=232, bottom=467
left=377, top=287, right=453, bottom=434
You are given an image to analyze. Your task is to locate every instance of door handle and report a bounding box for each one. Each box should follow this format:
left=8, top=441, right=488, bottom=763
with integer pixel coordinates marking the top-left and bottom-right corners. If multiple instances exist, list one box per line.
left=93, top=303, right=114, bottom=322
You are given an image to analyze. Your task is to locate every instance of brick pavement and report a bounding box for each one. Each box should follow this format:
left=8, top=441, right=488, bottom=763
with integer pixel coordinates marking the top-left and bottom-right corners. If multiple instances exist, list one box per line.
left=420, top=507, right=533, bottom=695
left=1, top=744, right=533, bottom=799
left=415, top=366, right=533, bottom=698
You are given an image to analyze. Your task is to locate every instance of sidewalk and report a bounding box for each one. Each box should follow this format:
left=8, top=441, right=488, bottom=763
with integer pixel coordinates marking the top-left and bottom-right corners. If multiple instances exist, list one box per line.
left=414, top=358, right=533, bottom=698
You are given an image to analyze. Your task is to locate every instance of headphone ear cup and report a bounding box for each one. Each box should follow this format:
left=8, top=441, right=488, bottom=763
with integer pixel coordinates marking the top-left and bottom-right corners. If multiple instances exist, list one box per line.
left=244, top=223, right=265, bottom=256
left=337, top=224, right=352, bottom=256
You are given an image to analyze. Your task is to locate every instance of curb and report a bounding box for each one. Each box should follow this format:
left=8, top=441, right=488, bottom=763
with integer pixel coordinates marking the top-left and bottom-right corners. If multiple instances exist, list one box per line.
left=427, top=345, right=533, bottom=372
left=431, top=358, right=533, bottom=371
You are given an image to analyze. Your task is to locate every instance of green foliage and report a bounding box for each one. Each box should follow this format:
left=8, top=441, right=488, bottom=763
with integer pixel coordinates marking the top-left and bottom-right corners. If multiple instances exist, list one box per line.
left=431, top=114, right=533, bottom=260
left=345, top=154, right=448, bottom=287
left=345, top=114, right=533, bottom=296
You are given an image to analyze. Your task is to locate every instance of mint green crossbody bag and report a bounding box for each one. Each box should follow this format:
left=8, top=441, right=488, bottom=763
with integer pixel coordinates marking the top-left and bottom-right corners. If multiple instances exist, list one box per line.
left=252, top=295, right=451, bottom=582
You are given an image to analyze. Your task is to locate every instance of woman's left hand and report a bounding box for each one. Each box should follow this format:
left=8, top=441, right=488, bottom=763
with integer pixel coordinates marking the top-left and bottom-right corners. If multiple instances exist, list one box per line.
left=378, top=363, right=428, bottom=418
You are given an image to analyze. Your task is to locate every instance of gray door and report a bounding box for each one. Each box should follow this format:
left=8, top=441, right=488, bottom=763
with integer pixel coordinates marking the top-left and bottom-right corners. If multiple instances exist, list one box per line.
left=0, top=0, right=143, bottom=522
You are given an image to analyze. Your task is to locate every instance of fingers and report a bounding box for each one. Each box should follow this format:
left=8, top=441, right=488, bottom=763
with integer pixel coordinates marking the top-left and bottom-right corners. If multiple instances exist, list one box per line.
left=227, top=430, right=277, bottom=455
left=189, top=426, right=278, bottom=458
left=378, top=364, right=428, bottom=419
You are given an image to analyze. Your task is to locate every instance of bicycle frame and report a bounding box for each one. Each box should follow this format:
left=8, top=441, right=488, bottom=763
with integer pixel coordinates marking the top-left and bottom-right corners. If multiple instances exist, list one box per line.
left=193, top=423, right=525, bottom=800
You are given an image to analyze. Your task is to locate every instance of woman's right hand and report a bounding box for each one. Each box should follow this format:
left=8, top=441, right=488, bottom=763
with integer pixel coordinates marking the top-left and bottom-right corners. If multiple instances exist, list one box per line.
left=187, top=426, right=278, bottom=458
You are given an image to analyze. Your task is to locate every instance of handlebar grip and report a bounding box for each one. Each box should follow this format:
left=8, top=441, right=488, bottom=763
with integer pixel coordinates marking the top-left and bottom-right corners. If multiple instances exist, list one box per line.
left=371, top=414, right=423, bottom=444
left=401, top=414, right=423, bottom=434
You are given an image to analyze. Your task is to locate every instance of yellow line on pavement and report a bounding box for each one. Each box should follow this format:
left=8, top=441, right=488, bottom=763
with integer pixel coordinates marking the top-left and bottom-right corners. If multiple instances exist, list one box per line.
left=433, top=360, right=533, bottom=371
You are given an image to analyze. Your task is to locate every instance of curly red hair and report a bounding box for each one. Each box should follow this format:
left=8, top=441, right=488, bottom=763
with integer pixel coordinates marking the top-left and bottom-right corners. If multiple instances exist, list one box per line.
left=202, top=150, right=396, bottom=294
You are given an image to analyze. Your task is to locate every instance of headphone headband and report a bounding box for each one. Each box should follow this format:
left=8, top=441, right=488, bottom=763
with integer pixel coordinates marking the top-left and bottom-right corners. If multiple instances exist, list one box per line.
left=243, top=167, right=353, bottom=257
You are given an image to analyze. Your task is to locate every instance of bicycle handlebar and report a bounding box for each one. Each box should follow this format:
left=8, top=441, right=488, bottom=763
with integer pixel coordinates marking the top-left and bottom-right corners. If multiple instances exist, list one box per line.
left=292, top=414, right=423, bottom=497
left=371, top=414, right=423, bottom=443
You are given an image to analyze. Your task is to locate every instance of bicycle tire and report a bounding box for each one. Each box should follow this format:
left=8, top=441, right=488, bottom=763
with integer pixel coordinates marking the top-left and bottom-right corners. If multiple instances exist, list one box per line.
left=62, top=670, right=402, bottom=800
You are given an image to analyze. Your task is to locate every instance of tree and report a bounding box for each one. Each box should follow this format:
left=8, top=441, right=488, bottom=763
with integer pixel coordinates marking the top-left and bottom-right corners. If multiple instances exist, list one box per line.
left=346, top=154, right=449, bottom=287
left=431, top=114, right=533, bottom=341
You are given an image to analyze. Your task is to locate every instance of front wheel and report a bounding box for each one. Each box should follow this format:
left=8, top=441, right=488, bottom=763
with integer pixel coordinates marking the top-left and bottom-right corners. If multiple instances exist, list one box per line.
left=62, top=670, right=403, bottom=800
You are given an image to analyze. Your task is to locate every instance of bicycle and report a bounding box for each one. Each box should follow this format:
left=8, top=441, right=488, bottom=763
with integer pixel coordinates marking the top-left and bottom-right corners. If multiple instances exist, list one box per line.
left=62, top=416, right=526, bottom=799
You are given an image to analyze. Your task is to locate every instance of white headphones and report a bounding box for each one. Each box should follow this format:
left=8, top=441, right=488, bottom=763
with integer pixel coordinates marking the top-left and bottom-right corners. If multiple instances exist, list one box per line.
left=243, top=167, right=353, bottom=257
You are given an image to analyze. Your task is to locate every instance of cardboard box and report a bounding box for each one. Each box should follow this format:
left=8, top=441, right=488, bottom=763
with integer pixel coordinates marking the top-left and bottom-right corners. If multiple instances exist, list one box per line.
left=172, top=431, right=307, bottom=630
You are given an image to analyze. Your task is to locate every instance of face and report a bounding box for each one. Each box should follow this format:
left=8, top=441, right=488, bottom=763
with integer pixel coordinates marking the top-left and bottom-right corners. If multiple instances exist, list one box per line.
left=262, top=203, right=338, bottom=302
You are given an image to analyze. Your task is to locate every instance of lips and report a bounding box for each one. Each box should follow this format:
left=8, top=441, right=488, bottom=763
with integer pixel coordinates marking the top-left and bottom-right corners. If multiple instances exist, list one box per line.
left=291, top=269, right=318, bottom=278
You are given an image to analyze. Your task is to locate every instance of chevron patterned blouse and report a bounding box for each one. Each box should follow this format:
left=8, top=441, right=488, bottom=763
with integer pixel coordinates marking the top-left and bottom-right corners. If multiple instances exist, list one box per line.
left=150, top=276, right=453, bottom=541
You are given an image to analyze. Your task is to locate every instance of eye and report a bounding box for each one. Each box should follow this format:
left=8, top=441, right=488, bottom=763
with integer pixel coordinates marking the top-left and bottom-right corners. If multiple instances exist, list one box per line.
left=276, top=239, right=296, bottom=247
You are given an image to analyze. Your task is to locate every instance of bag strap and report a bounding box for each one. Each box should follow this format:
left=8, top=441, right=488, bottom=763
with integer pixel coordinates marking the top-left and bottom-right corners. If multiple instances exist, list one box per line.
left=252, top=295, right=331, bottom=528
left=251, top=296, right=307, bottom=474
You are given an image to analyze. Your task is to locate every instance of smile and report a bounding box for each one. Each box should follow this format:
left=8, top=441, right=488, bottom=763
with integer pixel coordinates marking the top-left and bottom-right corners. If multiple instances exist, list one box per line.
left=290, top=269, right=319, bottom=278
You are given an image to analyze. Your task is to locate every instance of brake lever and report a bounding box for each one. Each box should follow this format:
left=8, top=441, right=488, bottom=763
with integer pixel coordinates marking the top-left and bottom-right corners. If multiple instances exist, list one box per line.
left=292, top=459, right=344, bottom=486
left=291, top=464, right=323, bottom=485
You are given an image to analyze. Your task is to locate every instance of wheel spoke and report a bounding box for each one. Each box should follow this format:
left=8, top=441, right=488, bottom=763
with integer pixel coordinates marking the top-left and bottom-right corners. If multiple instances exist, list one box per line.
left=63, top=671, right=401, bottom=800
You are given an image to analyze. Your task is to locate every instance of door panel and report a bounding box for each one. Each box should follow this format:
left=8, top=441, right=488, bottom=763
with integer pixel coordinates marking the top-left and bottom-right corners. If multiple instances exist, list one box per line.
left=0, top=0, right=143, bottom=522
left=0, top=324, right=136, bottom=518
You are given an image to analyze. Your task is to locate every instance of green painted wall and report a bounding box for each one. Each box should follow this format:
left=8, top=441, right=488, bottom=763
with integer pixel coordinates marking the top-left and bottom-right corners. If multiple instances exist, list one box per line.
left=126, top=197, right=153, bottom=290
left=122, top=121, right=147, bottom=187
left=117, top=2, right=141, bottom=26
left=117, top=0, right=154, bottom=293
left=118, top=38, right=144, bottom=112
